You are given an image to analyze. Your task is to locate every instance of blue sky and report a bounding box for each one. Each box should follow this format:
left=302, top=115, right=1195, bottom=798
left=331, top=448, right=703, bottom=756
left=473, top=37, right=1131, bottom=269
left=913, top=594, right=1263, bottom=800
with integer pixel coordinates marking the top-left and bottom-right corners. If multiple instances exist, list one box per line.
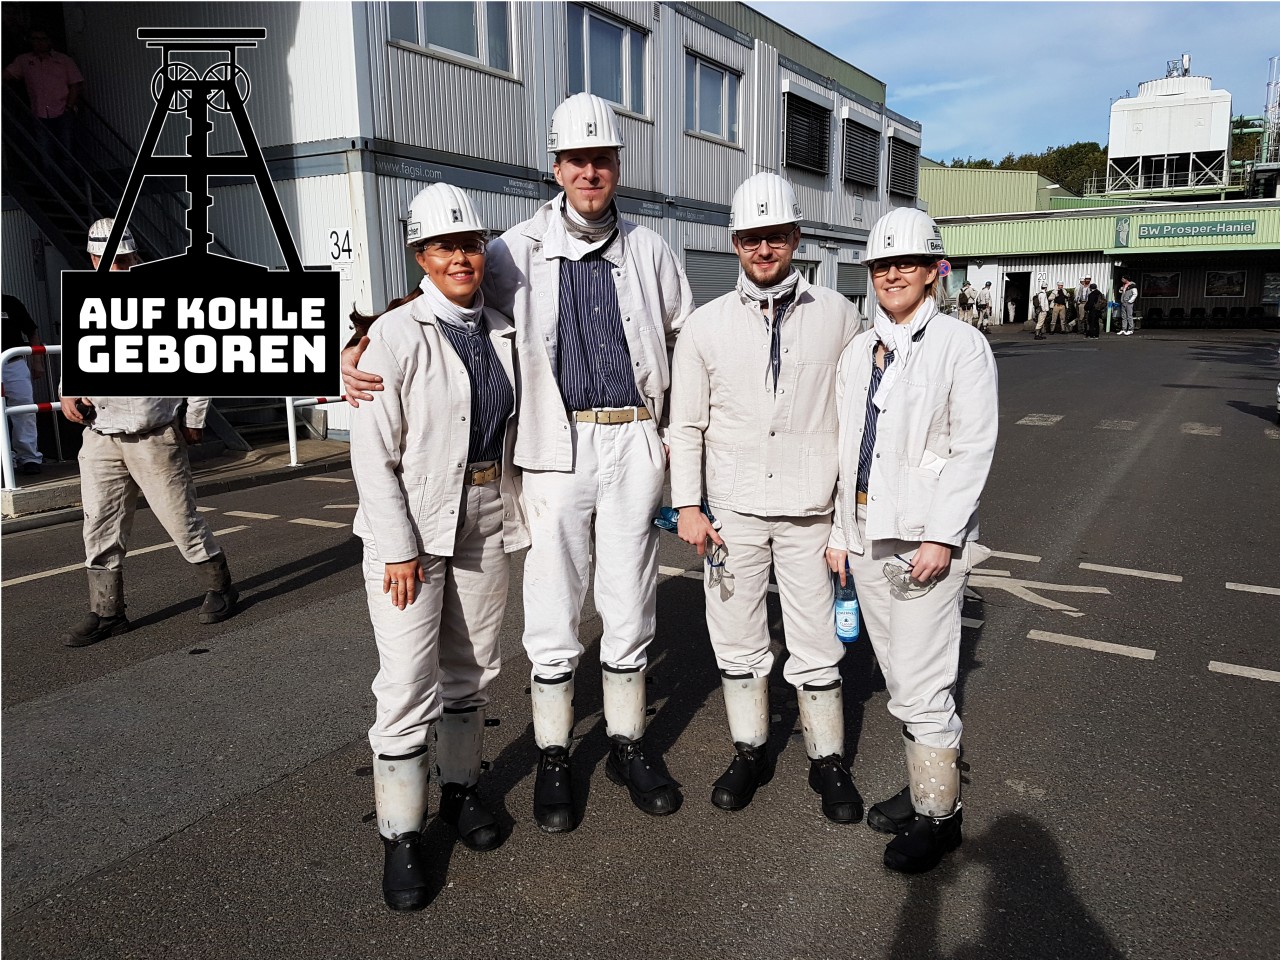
left=749, top=1, right=1280, bottom=162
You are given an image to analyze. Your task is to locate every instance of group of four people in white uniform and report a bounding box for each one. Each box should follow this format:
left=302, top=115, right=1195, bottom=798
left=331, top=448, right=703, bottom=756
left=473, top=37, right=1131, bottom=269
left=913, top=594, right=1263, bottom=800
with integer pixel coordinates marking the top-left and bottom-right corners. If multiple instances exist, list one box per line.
left=341, top=92, right=998, bottom=910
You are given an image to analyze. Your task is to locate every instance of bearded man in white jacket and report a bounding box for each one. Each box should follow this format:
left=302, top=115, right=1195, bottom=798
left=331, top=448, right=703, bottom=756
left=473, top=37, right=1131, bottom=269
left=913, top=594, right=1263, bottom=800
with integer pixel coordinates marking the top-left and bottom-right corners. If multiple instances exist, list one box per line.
left=668, top=173, right=863, bottom=822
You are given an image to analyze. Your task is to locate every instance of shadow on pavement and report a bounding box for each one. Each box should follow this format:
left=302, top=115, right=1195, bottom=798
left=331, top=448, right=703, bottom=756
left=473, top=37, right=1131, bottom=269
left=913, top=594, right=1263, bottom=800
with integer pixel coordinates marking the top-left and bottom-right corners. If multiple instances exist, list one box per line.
left=1226, top=400, right=1279, bottom=423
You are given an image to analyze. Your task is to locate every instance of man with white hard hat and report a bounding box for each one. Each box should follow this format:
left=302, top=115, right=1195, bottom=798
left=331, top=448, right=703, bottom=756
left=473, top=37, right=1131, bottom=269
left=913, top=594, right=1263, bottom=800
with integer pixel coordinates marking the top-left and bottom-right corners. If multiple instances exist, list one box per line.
left=58, top=218, right=238, bottom=647
left=1074, top=277, right=1091, bottom=334
left=957, top=280, right=975, bottom=326
left=343, top=93, right=693, bottom=832
left=1032, top=282, right=1051, bottom=340
left=669, top=172, right=863, bottom=822
left=975, top=281, right=993, bottom=333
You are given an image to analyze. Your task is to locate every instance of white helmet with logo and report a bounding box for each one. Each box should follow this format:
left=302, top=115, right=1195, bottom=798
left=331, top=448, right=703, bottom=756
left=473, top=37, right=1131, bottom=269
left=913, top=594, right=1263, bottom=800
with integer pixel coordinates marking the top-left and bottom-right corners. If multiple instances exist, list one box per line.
left=729, top=172, right=802, bottom=232
left=547, top=92, right=625, bottom=154
left=860, top=207, right=945, bottom=264
left=405, top=183, right=486, bottom=247
left=86, top=217, right=137, bottom=256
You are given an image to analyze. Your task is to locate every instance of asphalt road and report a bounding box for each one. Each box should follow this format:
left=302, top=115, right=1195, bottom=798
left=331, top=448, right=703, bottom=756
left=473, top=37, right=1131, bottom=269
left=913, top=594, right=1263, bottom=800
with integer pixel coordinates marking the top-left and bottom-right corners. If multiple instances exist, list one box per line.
left=2, top=326, right=1278, bottom=960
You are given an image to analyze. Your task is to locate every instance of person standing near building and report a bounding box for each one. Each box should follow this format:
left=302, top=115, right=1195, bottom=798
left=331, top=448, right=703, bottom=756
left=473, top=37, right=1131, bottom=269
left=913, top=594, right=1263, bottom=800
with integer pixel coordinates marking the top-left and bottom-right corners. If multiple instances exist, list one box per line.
left=3, top=27, right=84, bottom=156
left=1049, top=282, right=1070, bottom=334
left=1004, top=286, right=1022, bottom=327
left=58, top=219, right=238, bottom=648
left=1032, top=283, right=1051, bottom=340
left=668, top=172, right=863, bottom=822
left=2, top=293, right=45, bottom=474
left=957, top=280, right=975, bottom=326
left=349, top=184, right=527, bottom=911
left=1118, top=276, right=1138, bottom=335
left=1085, top=282, right=1106, bottom=339
left=827, top=207, right=998, bottom=874
left=974, top=281, right=993, bottom=333
left=343, top=93, right=694, bottom=833
left=1074, top=277, right=1091, bottom=334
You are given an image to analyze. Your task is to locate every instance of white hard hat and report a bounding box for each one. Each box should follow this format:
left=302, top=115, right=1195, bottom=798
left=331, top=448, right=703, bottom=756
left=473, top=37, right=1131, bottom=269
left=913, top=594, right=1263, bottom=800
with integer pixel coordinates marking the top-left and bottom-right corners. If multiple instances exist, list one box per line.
left=860, top=207, right=945, bottom=264
left=548, top=92, right=625, bottom=154
left=86, top=217, right=136, bottom=256
left=729, top=172, right=802, bottom=232
left=405, top=183, right=486, bottom=247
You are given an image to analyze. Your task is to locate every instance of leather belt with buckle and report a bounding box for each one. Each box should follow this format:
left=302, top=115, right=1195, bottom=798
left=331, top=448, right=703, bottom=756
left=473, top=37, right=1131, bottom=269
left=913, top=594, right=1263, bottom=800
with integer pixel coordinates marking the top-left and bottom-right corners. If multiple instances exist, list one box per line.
left=573, top=407, right=652, bottom=425
left=856, top=490, right=869, bottom=505
left=463, top=462, right=501, bottom=486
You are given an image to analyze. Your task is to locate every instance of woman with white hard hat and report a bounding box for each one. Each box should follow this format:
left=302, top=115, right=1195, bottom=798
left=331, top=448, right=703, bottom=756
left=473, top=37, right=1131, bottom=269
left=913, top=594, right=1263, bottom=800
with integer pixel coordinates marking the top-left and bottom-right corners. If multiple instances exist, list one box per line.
left=349, top=182, right=528, bottom=910
left=826, top=206, right=998, bottom=873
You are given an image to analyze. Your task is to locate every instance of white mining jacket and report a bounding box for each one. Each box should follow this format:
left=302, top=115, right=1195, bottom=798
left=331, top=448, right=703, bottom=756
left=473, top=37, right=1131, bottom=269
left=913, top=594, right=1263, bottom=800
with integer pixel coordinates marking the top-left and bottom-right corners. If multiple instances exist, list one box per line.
left=351, top=297, right=529, bottom=563
left=482, top=196, right=694, bottom=472
left=830, top=302, right=999, bottom=553
left=668, top=275, right=861, bottom=517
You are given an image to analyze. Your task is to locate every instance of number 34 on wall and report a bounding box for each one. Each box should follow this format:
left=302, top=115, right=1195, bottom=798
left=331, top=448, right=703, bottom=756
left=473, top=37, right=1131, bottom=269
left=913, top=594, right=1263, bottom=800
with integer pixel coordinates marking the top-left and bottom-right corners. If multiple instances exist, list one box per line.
left=326, top=227, right=355, bottom=263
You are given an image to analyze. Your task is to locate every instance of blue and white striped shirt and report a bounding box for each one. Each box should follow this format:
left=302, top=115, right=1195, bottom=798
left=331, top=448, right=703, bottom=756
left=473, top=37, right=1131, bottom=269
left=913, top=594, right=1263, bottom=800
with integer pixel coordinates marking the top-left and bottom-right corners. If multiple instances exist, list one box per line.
left=856, top=348, right=895, bottom=493
left=437, top=318, right=514, bottom=464
left=555, top=251, right=644, bottom=410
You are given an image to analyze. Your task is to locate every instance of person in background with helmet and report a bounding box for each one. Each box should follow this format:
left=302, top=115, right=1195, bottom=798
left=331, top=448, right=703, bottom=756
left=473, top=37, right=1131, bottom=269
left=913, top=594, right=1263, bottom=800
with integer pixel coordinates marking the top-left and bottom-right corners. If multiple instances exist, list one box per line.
left=1118, top=276, right=1138, bottom=336
left=343, top=92, right=693, bottom=834
left=826, top=207, right=998, bottom=874
left=669, top=172, right=863, bottom=822
left=349, top=183, right=527, bottom=911
left=1049, top=282, right=1070, bottom=335
left=975, top=281, right=993, bottom=333
left=1032, top=283, right=1051, bottom=340
left=58, top=219, right=238, bottom=647
left=957, top=280, right=975, bottom=326
left=1075, top=277, right=1091, bottom=334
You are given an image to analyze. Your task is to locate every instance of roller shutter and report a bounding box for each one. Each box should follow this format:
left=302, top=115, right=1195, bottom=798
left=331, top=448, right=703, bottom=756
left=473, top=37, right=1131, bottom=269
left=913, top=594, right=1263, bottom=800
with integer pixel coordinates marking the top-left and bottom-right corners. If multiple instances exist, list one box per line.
left=888, top=137, right=920, bottom=197
left=842, top=120, right=879, bottom=189
left=784, top=94, right=831, bottom=176
left=837, top=263, right=869, bottom=298
left=684, top=250, right=740, bottom=307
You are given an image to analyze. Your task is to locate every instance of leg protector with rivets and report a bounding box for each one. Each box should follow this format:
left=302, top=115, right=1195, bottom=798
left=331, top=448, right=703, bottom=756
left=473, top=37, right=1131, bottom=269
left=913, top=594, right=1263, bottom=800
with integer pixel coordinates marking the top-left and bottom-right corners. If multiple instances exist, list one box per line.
left=903, top=734, right=960, bottom=818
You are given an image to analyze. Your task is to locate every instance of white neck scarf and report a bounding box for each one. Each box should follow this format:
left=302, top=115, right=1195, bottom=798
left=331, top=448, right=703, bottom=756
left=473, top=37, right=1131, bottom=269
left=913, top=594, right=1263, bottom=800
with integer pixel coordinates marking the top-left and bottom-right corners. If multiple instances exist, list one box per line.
left=554, top=194, right=617, bottom=258
left=871, top=296, right=937, bottom=412
left=737, top=267, right=800, bottom=305
left=418, top=274, right=484, bottom=333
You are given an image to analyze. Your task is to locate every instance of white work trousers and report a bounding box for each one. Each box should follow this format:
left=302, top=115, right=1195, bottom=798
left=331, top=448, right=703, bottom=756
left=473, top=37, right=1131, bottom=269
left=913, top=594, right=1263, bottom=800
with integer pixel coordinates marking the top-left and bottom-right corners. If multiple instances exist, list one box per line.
left=3, top=358, right=41, bottom=465
left=845, top=505, right=967, bottom=749
left=521, top=417, right=665, bottom=677
left=80, top=424, right=220, bottom=572
left=705, top=508, right=844, bottom=688
left=363, top=481, right=509, bottom=757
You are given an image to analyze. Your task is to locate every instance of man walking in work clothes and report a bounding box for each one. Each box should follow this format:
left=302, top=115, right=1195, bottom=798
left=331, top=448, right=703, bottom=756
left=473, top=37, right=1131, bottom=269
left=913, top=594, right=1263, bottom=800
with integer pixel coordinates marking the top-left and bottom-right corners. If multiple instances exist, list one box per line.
left=669, top=172, right=863, bottom=822
left=344, top=93, right=694, bottom=831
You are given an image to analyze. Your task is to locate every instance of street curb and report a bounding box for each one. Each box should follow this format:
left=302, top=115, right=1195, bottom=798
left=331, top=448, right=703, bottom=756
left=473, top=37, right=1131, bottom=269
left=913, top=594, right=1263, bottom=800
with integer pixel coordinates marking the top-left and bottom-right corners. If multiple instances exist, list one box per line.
left=1, top=456, right=353, bottom=535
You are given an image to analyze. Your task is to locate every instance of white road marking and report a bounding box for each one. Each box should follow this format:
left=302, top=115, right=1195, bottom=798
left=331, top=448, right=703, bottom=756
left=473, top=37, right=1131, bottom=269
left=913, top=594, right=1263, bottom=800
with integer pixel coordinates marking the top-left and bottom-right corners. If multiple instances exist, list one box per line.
left=972, top=576, right=1110, bottom=614
left=224, top=510, right=279, bottom=520
left=1096, top=420, right=1138, bottom=431
left=1180, top=422, right=1221, bottom=436
left=1079, top=562, right=1183, bottom=583
left=964, top=587, right=982, bottom=600
left=961, top=617, right=984, bottom=629
left=658, top=565, right=687, bottom=578
left=323, top=504, right=359, bottom=510
left=970, top=568, right=1011, bottom=577
left=1028, top=630, right=1155, bottom=660
left=1, top=525, right=250, bottom=587
left=989, top=550, right=1042, bottom=563
left=1266, top=426, right=1280, bottom=440
left=1016, top=414, right=1063, bottom=426
left=289, top=517, right=350, bottom=529
left=1225, top=582, right=1280, bottom=597
left=196, top=506, right=217, bottom=512
left=303, top=476, right=352, bottom=483
left=1208, top=661, right=1280, bottom=683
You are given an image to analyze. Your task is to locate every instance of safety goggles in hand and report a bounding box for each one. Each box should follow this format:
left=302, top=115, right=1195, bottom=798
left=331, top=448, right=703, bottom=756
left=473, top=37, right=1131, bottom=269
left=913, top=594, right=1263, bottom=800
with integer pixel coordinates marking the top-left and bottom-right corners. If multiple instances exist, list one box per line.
left=882, top=554, right=936, bottom=599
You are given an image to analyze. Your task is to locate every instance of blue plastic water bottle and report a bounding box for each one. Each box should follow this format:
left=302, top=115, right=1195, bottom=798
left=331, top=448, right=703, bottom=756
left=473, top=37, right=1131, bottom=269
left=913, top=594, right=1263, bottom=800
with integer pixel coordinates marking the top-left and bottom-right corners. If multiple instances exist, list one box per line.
left=834, top=562, right=859, bottom=643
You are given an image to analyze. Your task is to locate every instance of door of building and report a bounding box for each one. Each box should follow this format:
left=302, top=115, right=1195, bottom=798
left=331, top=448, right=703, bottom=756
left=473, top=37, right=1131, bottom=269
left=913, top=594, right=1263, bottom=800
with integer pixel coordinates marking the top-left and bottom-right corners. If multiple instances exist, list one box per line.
left=1004, top=272, right=1031, bottom=325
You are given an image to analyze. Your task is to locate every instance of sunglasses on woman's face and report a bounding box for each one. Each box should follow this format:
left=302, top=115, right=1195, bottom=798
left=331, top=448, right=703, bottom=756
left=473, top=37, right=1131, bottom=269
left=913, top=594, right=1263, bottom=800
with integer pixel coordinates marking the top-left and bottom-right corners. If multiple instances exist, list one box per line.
left=869, top=258, right=934, bottom=277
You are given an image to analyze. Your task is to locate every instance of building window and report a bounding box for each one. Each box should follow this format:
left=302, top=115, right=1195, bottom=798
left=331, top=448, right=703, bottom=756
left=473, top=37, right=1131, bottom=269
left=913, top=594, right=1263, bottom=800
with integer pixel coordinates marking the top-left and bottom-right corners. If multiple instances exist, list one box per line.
left=888, top=137, right=920, bottom=197
left=842, top=120, right=879, bottom=189
left=685, top=53, right=739, bottom=144
left=567, top=3, right=646, bottom=115
left=784, top=93, right=830, bottom=176
left=388, top=2, right=512, bottom=73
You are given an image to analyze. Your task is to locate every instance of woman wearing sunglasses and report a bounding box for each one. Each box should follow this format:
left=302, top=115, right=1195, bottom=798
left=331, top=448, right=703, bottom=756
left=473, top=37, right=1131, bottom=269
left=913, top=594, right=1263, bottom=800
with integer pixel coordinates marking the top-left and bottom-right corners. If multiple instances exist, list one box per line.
left=825, top=207, right=998, bottom=874
left=350, top=183, right=527, bottom=910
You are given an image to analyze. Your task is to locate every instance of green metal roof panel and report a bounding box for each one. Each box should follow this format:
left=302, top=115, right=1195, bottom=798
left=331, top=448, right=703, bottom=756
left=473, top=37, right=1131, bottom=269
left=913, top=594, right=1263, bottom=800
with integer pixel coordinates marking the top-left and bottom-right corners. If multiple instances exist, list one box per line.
left=919, top=168, right=1042, bottom=218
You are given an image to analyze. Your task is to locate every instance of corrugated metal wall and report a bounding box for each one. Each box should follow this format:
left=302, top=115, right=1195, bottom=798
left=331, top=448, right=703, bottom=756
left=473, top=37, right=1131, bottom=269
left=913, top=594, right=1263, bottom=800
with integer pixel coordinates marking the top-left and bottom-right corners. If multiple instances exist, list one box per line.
left=68, top=2, right=359, bottom=153
left=2, top=209, right=58, bottom=342
left=920, top=168, right=1042, bottom=218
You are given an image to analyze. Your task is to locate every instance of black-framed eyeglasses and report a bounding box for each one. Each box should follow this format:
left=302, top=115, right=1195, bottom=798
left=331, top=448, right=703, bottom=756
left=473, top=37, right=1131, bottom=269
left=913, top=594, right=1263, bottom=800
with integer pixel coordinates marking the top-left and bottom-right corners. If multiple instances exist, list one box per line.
left=869, top=258, right=934, bottom=277
left=422, top=237, right=487, bottom=257
left=736, top=230, right=796, bottom=251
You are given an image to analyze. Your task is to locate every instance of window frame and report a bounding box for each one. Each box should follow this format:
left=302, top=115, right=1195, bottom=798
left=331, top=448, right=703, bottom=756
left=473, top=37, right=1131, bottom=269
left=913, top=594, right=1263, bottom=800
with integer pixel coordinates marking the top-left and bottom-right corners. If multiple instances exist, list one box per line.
left=684, top=50, right=741, bottom=146
left=783, top=92, right=832, bottom=177
left=567, top=2, right=648, bottom=117
left=388, top=1, right=516, bottom=77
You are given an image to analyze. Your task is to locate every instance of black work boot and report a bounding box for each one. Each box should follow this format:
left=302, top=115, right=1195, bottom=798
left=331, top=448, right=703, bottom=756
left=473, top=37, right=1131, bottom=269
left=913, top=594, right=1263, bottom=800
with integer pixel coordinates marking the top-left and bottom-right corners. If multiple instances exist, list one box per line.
left=808, top=755, right=864, bottom=824
left=61, top=611, right=131, bottom=648
left=884, top=804, right=963, bottom=874
left=381, top=832, right=431, bottom=910
left=867, top=785, right=915, bottom=835
left=195, top=553, right=239, bottom=624
left=711, top=742, right=774, bottom=811
left=533, top=745, right=575, bottom=833
left=605, top=735, right=681, bottom=816
left=439, top=783, right=501, bottom=852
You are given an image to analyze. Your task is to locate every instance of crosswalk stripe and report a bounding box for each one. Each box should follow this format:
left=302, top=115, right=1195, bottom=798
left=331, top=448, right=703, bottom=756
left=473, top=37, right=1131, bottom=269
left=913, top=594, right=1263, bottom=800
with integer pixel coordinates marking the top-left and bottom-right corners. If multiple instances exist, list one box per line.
left=1028, top=630, right=1155, bottom=660
left=1180, top=422, right=1221, bottom=436
left=989, top=550, right=1041, bottom=563
left=1096, top=419, right=1138, bottom=431
left=1079, top=562, right=1183, bottom=582
left=289, top=518, right=350, bottom=529
left=1016, top=414, right=1063, bottom=426
left=1225, top=582, right=1280, bottom=597
left=224, top=511, right=279, bottom=520
left=1208, top=661, right=1280, bottom=683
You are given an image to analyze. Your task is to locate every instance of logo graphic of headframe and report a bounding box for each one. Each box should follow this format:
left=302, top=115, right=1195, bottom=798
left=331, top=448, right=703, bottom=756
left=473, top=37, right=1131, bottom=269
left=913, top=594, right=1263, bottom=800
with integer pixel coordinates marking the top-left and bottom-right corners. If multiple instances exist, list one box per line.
left=61, top=28, right=341, bottom=398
